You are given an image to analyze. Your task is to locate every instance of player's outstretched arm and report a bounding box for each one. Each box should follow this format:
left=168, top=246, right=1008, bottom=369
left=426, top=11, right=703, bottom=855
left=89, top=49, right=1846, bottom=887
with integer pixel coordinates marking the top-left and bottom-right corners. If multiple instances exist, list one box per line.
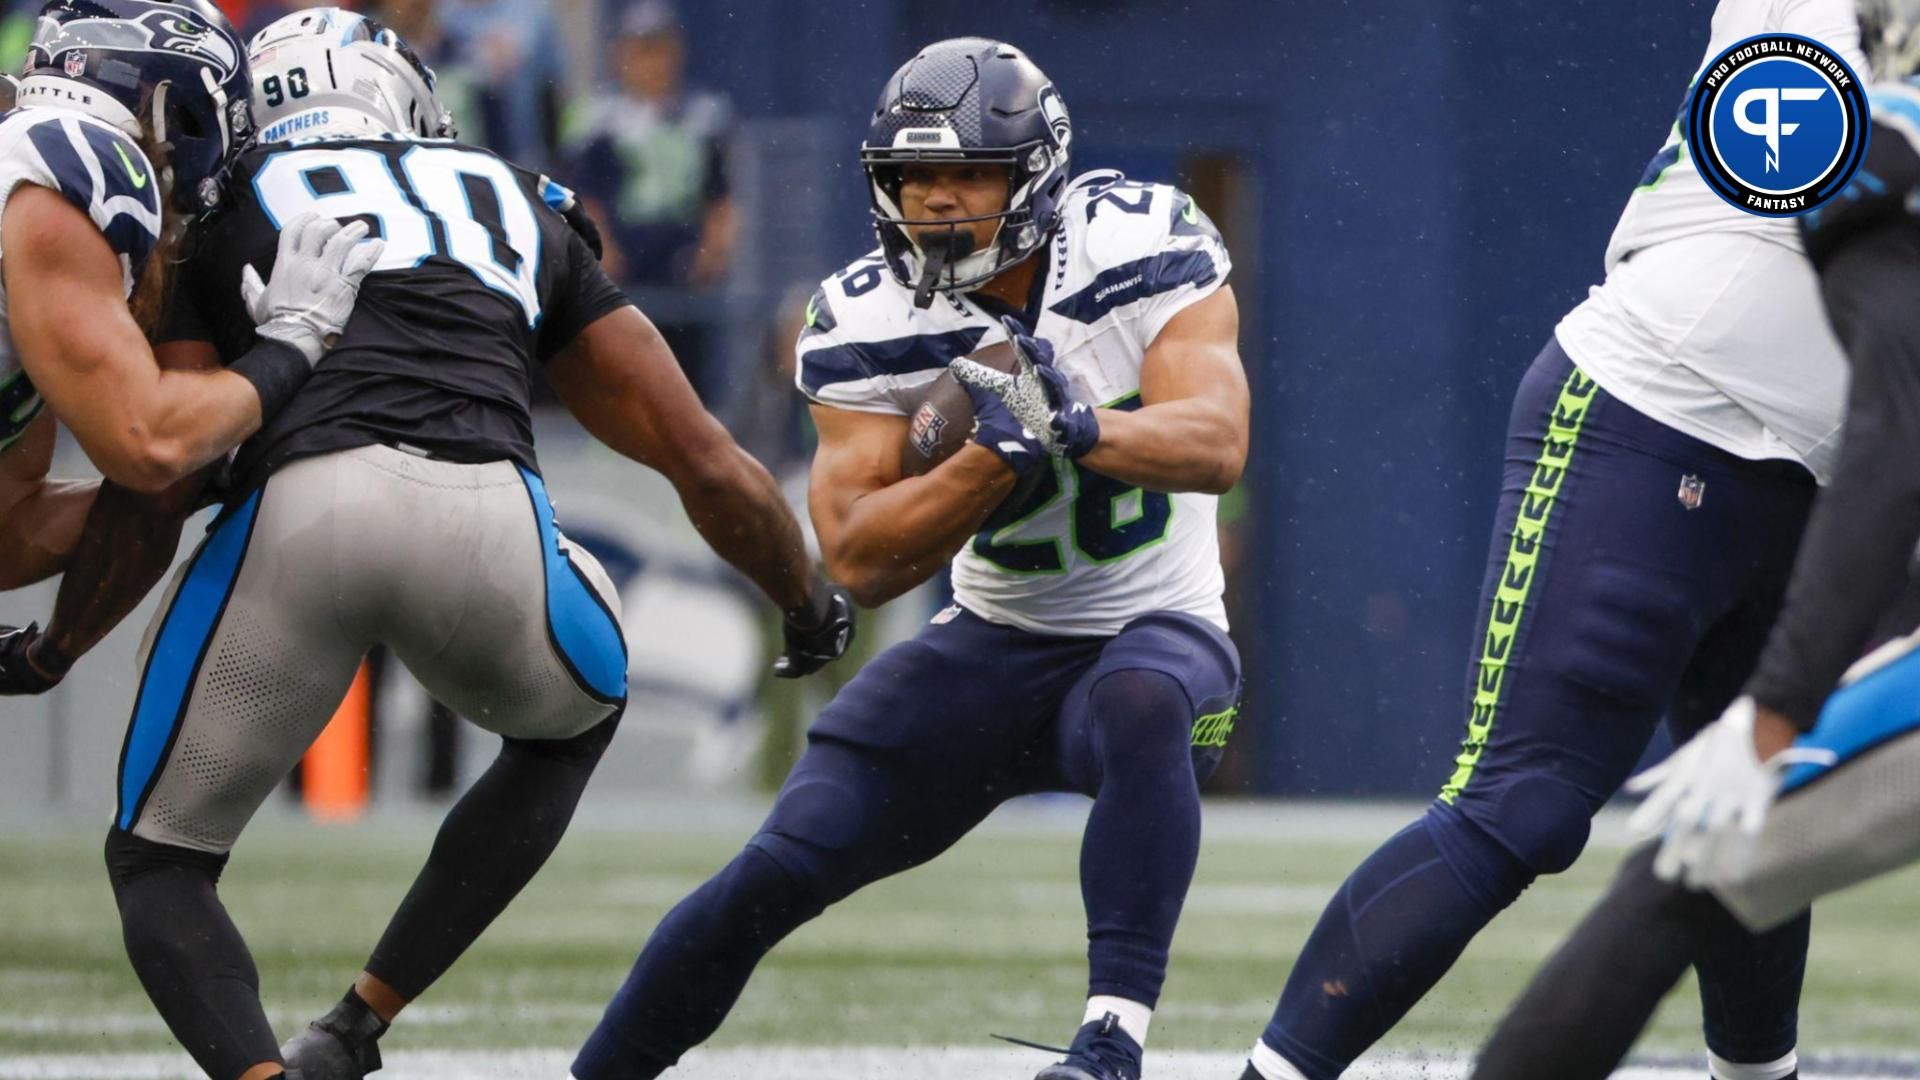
left=6, top=194, right=376, bottom=493
left=549, top=306, right=839, bottom=632
left=0, top=341, right=220, bottom=694
left=0, top=416, right=97, bottom=592
left=1077, top=285, right=1248, bottom=493
left=805, top=406, right=1015, bottom=609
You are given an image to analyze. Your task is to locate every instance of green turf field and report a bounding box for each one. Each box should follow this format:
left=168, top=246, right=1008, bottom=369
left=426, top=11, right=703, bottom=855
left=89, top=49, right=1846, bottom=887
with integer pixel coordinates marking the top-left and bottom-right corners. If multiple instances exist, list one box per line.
left=2, top=800, right=1917, bottom=1078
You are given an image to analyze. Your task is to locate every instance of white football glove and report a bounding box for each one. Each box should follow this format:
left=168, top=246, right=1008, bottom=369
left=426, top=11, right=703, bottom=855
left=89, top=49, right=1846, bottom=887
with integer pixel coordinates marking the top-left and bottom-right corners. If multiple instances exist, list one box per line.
left=241, top=212, right=385, bottom=364
left=1626, top=696, right=1833, bottom=888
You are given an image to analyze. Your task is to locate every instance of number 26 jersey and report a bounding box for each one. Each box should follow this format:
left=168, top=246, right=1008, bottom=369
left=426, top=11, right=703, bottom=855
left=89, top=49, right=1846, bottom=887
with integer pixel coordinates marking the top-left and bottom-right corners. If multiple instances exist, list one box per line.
left=161, top=136, right=628, bottom=494
left=798, top=171, right=1233, bottom=637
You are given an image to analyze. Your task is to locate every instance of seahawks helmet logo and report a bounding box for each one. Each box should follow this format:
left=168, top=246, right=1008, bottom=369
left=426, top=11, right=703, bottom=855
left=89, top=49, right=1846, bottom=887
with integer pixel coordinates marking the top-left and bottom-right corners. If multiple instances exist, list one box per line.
left=134, top=9, right=238, bottom=78
left=1038, top=83, right=1071, bottom=152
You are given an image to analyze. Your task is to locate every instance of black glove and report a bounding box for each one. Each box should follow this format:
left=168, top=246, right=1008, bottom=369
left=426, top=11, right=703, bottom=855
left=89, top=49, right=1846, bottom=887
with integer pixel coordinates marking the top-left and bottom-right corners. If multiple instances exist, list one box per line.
left=773, top=589, right=856, bottom=678
left=541, top=175, right=604, bottom=260
left=0, top=622, right=69, bottom=695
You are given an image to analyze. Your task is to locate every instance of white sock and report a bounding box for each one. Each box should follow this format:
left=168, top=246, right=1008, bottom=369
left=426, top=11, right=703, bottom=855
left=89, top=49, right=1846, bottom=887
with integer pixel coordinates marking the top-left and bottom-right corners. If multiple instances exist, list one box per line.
left=1248, top=1038, right=1312, bottom=1080
left=1083, top=995, right=1152, bottom=1048
left=1709, top=1049, right=1798, bottom=1080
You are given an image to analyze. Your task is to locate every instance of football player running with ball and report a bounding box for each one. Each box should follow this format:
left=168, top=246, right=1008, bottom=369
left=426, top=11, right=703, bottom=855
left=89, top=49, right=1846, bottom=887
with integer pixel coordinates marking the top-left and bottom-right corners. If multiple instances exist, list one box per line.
left=572, top=37, right=1248, bottom=1080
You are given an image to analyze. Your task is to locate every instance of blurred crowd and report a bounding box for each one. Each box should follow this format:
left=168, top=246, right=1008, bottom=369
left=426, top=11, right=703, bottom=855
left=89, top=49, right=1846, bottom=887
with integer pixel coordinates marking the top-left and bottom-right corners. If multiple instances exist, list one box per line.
left=2, top=0, right=764, bottom=436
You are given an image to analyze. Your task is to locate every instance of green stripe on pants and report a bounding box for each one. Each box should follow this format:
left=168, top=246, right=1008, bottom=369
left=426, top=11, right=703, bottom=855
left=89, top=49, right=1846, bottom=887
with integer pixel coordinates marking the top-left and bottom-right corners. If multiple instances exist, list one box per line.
left=1439, top=366, right=1597, bottom=804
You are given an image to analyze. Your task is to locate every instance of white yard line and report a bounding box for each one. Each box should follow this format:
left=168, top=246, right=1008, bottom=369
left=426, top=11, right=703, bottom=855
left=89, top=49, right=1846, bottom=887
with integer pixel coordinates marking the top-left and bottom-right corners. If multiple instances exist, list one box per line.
left=3, top=1046, right=1918, bottom=1079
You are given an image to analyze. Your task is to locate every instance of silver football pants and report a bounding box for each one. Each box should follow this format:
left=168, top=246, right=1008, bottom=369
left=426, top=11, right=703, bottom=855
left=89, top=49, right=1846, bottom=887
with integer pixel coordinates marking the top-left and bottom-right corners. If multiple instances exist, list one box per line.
left=114, top=444, right=627, bottom=853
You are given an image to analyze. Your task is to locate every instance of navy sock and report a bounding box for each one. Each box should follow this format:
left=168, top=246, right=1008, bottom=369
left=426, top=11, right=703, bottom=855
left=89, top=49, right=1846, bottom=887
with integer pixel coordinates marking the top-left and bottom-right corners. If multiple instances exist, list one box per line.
left=573, top=844, right=823, bottom=1080
left=1261, top=804, right=1534, bottom=1080
left=1079, top=669, right=1204, bottom=1006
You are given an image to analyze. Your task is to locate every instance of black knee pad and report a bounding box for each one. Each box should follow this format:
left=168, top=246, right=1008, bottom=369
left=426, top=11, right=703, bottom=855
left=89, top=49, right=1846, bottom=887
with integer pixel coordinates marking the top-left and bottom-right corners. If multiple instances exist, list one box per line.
left=104, top=827, right=229, bottom=895
left=1478, top=777, right=1596, bottom=875
left=501, top=706, right=623, bottom=768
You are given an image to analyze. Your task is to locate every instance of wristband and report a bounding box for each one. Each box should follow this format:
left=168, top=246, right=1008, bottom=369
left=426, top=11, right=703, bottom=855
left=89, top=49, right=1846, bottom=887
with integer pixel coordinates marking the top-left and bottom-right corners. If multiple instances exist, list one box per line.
left=231, top=336, right=315, bottom=420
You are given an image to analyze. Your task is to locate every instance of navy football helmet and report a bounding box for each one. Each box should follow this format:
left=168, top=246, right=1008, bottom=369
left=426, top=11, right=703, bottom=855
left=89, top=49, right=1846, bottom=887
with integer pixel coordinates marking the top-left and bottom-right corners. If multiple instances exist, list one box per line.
left=861, top=38, right=1071, bottom=303
left=1861, top=0, right=1920, bottom=78
left=20, top=0, right=252, bottom=215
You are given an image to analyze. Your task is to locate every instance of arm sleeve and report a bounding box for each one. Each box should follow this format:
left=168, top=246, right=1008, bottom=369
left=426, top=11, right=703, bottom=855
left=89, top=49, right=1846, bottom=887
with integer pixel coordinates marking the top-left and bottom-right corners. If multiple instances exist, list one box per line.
left=538, top=224, right=630, bottom=362
left=1746, top=220, right=1920, bottom=729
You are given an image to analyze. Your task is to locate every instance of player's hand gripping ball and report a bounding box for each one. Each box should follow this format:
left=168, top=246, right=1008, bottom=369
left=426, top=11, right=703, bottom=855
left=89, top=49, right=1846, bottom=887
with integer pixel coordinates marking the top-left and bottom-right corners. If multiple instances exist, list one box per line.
left=951, top=317, right=1101, bottom=460
left=897, top=340, right=1048, bottom=532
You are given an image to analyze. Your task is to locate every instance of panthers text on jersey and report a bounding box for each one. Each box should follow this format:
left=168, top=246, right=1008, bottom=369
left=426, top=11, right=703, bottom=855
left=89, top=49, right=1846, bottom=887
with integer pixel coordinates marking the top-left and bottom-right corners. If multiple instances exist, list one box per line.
left=1554, top=0, right=1862, bottom=484
left=797, top=171, right=1231, bottom=637
left=0, top=107, right=162, bottom=452
left=160, top=136, right=628, bottom=494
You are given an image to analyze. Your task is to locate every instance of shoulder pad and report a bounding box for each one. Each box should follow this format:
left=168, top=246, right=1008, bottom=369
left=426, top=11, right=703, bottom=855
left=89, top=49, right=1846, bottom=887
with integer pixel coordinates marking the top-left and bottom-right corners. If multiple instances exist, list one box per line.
left=1064, top=173, right=1188, bottom=270
left=796, top=249, right=988, bottom=408
left=8, top=112, right=162, bottom=279
left=1049, top=175, right=1227, bottom=325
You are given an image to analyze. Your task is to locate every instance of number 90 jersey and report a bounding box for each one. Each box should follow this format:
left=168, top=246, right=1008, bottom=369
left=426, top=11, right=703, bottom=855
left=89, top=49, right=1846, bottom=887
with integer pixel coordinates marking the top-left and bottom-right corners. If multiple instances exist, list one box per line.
left=798, top=171, right=1233, bottom=636
left=162, top=136, right=628, bottom=494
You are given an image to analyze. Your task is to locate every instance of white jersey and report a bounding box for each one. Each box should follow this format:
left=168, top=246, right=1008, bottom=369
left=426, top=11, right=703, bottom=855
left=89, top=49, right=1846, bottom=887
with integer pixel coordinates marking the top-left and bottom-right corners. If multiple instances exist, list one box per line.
left=1555, top=0, right=1863, bottom=483
left=797, top=171, right=1231, bottom=636
left=0, top=106, right=162, bottom=452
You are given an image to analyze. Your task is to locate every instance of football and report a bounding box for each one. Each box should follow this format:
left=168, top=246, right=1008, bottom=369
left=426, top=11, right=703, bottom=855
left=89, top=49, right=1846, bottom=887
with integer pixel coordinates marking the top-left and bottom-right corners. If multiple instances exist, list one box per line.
left=899, top=341, right=1049, bottom=530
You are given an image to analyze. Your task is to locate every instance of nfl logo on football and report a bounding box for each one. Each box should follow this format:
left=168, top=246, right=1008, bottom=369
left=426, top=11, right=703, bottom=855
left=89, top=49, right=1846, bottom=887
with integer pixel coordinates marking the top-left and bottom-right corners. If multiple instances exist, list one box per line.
left=1677, top=474, right=1705, bottom=511
left=62, top=51, right=83, bottom=77
left=909, top=401, right=947, bottom=460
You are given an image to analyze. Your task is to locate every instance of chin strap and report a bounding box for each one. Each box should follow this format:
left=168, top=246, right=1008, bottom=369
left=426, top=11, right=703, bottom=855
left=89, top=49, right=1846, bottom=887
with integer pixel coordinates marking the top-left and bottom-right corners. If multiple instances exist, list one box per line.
left=911, top=230, right=976, bottom=309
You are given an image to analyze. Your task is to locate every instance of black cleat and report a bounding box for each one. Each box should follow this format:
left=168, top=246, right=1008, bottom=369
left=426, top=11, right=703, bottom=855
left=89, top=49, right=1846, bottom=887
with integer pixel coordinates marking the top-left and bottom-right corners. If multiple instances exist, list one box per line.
left=1032, top=1012, right=1142, bottom=1080
left=280, top=995, right=388, bottom=1080
left=1238, top=1067, right=1263, bottom=1080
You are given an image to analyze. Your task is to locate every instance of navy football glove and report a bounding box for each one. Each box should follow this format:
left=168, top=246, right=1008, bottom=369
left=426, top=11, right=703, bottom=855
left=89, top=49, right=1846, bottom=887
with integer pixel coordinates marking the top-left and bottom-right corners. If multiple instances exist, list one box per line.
left=0, top=622, right=68, bottom=696
left=774, top=588, right=856, bottom=678
left=952, top=364, right=1052, bottom=480
left=951, top=317, right=1100, bottom=459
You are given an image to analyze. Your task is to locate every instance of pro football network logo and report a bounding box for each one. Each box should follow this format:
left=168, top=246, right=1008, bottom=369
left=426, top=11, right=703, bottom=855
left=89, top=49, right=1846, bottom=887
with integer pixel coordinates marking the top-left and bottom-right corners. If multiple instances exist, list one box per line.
left=1687, top=33, right=1868, bottom=216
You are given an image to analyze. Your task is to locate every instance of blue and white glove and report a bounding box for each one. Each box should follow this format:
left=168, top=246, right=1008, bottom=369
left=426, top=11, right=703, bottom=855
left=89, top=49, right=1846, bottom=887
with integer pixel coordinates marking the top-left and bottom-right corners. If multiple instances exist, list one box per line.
left=951, top=317, right=1100, bottom=459
left=1626, top=696, right=1833, bottom=888
left=953, top=364, right=1051, bottom=480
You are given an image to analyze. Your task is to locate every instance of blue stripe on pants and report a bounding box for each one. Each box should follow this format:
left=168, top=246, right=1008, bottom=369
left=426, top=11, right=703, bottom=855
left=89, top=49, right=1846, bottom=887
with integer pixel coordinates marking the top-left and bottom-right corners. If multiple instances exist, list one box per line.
left=1783, top=640, right=1920, bottom=795
left=517, top=467, right=626, bottom=703
left=116, top=491, right=262, bottom=830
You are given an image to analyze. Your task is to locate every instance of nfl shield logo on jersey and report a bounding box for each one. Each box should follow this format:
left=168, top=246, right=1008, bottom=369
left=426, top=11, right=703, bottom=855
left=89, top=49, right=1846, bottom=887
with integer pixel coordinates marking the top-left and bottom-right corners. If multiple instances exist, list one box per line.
left=62, top=51, right=84, bottom=77
left=1677, top=474, right=1706, bottom=511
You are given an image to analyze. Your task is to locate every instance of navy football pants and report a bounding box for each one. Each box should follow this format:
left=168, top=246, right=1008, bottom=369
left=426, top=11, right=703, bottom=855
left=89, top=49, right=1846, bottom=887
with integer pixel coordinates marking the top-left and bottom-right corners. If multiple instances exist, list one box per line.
left=1261, top=338, right=1818, bottom=1078
left=574, top=606, right=1241, bottom=1078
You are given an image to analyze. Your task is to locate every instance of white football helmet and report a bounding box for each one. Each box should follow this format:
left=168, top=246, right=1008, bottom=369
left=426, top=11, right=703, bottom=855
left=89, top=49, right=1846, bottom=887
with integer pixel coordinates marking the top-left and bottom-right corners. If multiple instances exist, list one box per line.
left=246, top=8, right=454, bottom=143
left=1861, top=0, right=1920, bottom=79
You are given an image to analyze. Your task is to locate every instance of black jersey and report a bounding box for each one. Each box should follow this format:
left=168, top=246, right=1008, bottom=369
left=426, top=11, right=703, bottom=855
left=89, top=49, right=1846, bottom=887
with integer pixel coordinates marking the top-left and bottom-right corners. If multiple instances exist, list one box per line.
left=1745, top=84, right=1920, bottom=728
left=161, top=136, right=628, bottom=492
